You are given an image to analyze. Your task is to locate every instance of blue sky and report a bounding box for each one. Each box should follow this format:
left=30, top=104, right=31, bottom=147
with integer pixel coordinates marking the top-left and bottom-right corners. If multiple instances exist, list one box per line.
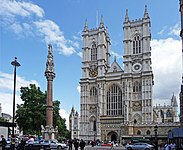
left=0, top=0, right=182, bottom=127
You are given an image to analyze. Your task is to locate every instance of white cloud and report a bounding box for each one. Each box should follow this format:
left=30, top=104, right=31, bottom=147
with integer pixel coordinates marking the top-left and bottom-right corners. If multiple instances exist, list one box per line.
left=77, top=52, right=82, bottom=58
left=111, top=51, right=123, bottom=60
left=0, top=0, right=44, bottom=18
left=169, top=23, right=181, bottom=37
left=0, top=92, right=22, bottom=117
left=157, top=23, right=180, bottom=37
left=73, top=35, right=80, bottom=41
left=77, top=85, right=81, bottom=94
left=59, top=109, right=70, bottom=129
left=158, top=26, right=167, bottom=35
left=0, top=72, right=39, bottom=116
left=0, top=72, right=39, bottom=92
left=151, top=37, right=182, bottom=104
left=0, top=0, right=77, bottom=56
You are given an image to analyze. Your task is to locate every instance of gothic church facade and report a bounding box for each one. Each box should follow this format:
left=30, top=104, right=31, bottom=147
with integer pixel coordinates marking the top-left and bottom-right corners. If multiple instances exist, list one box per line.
left=78, top=6, right=179, bottom=143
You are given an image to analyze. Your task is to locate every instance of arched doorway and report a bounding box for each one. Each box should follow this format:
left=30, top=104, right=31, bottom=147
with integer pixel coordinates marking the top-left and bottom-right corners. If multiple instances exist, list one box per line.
left=107, top=131, right=118, bottom=142
left=111, top=133, right=117, bottom=142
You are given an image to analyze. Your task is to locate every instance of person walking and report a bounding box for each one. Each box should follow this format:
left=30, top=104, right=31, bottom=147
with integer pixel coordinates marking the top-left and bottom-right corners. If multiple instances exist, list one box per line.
left=91, top=140, right=95, bottom=147
left=1, top=135, right=7, bottom=150
left=74, top=139, right=79, bottom=150
left=110, top=141, right=114, bottom=150
left=79, top=139, right=86, bottom=150
left=68, top=139, right=73, bottom=150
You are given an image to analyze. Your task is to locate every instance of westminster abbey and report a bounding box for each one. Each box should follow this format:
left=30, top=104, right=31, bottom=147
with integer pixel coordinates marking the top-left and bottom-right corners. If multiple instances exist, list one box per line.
left=69, top=6, right=179, bottom=144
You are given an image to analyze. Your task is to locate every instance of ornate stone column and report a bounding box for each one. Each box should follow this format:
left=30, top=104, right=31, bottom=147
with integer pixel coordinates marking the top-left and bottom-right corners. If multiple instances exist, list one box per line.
left=42, top=44, right=58, bottom=140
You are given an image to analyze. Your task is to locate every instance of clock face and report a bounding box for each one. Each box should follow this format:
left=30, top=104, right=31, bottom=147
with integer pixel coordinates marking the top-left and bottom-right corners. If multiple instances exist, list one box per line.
left=89, top=63, right=98, bottom=77
left=132, top=63, right=142, bottom=72
left=134, top=64, right=140, bottom=70
left=89, top=70, right=98, bottom=77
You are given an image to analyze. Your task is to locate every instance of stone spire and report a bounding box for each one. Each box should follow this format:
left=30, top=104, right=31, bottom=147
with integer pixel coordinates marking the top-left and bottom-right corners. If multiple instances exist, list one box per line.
left=124, top=9, right=129, bottom=22
left=100, top=15, right=104, bottom=27
left=171, top=93, right=178, bottom=107
left=143, top=5, right=149, bottom=18
left=45, top=44, right=55, bottom=81
left=84, top=18, right=88, bottom=31
left=114, top=56, right=117, bottom=62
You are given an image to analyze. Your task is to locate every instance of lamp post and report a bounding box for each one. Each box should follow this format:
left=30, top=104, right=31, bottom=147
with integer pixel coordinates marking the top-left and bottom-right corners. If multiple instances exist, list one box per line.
left=11, top=57, right=20, bottom=137
left=154, top=125, right=158, bottom=150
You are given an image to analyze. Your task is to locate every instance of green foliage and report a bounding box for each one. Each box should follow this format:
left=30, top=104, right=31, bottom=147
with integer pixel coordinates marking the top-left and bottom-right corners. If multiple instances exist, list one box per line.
left=53, top=100, right=70, bottom=138
left=16, top=84, right=46, bottom=135
left=0, top=117, right=7, bottom=122
left=16, top=84, right=70, bottom=138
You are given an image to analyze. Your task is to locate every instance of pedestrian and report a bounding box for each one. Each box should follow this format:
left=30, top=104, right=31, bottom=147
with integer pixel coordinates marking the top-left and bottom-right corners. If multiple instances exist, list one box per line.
left=68, top=139, right=73, bottom=150
left=74, top=139, right=79, bottom=150
left=110, top=141, right=114, bottom=150
left=164, top=142, right=171, bottom=150
left=170, top=142, right=176, bottom=150
left=79, top=139, right=86, bottom=150
left=19, top=138, right=26, bottom=150
left=91, top=140, right=95, bottom=147
left=11, top=135, right=16, bottom=150
left=1, top=135, right=7, bottom=150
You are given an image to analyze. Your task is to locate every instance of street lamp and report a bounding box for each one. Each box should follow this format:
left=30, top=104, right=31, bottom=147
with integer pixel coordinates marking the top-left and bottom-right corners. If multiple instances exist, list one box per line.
left=154, top=125, right=158, bottom=150
left=11, top=57, right=20, bottom=137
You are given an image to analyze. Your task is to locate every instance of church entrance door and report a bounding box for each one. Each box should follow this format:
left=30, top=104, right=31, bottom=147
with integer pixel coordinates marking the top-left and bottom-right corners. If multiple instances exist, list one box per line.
left=111, top=133, right=117, bottom=142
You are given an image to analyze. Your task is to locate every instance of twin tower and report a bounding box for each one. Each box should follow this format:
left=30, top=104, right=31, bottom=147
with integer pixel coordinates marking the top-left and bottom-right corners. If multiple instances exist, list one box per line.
left=79, top=6, right=153, bottom=142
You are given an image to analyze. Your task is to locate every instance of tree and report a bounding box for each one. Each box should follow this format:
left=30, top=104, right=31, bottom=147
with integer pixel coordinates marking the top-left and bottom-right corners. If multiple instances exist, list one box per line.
left=16, top=84, right=70, bottom=137
left=16, top=84, right=46, bottom=135
left=0, top=117, right=7, bottom=122
left=53, top=100, right=70, bottom=138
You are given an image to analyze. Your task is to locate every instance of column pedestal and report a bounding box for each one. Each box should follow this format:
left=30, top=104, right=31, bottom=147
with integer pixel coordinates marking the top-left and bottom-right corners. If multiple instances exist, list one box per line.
left=41, top=125, right=58, bottom=140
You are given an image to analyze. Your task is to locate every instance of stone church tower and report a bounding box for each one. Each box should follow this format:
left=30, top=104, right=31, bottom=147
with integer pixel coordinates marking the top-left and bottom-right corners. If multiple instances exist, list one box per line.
left=79, top=6, right=153, bottom=142
left=79, top=6, right=178, bottom=143
left=123, top=6, right=153, bottom=123
left=69, top=107, right=80, bottom=139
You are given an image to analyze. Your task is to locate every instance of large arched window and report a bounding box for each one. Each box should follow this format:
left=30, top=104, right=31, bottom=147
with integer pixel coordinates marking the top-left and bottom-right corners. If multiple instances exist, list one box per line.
left=107, top=84, right=123, bottom=116
left=91, top=42, right=97, bottom=61
left=133, top=81, right=141, bottom=92
left=133, top=35, right=141, bottom=54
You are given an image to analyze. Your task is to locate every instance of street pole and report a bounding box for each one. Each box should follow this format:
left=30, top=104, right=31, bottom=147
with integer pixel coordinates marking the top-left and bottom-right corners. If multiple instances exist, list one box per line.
left=154, top=125, right=158, bottom=150
left=11, top=57, right=20, bottom=137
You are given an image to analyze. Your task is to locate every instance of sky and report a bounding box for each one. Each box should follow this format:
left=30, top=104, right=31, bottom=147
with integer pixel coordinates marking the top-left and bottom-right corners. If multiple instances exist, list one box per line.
left=0, top=0, right=182, bottom=129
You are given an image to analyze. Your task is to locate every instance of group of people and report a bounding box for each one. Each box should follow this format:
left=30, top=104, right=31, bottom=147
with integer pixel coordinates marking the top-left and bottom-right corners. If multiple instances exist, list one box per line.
left=68, top=138, right=86, bottom=150
left=164, top=142, right=176, bottom=150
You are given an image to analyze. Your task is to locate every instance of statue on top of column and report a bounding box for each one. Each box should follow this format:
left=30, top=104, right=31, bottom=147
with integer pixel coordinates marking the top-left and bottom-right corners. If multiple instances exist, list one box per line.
left=45, top=44, right=55, bottom=80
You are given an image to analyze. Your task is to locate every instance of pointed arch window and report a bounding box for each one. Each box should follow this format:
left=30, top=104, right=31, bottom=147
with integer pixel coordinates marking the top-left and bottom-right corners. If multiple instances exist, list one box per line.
left=166, top=109, right=171, bottom=117
left=146, top=130, right=150, bottom=135
left=107, top=84, right=123, bottom=116
left=91, top=42, right=97, bottom=61
left=133, top=81, right=141, bottom=92
left=90, top=87, right=97, bottom=96
left=133, top=35, right=141, bottom=54
left=137, top=130, right=141, bottom=135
